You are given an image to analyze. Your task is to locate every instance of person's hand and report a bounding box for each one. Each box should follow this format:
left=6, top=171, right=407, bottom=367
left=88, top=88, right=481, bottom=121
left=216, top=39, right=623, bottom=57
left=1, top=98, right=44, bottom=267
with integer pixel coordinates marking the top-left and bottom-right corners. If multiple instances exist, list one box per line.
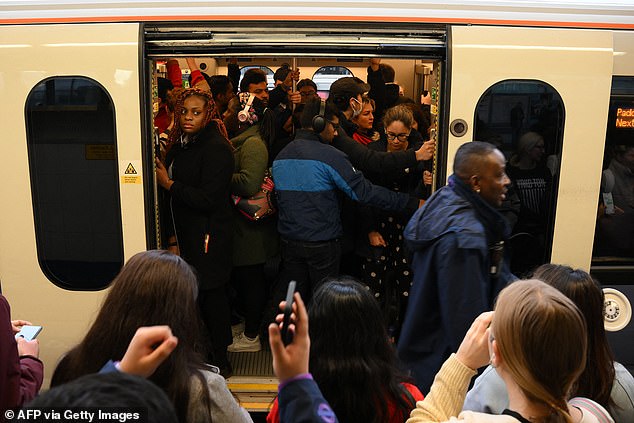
left=288, top=91, right=302, bottom=105
left=11, top=320, right=32, bottom=335
left=455, top=311, right=494, bottom=371
left=421, top=91, right=432, bottom=105
left=119, top=326, right=178, bottom=378
left=16, top=337, right=39, bottom=358
left=423, top=170, right=433, bottom=186
left=368, top=231, right=387, bottom=247
left=155, top=158, right=172, bottom=190
left=269, top=293, right=310, bottom=383
left=283, top=69, right=300, bottom=88
left=415, top=140, right=436, bottom=161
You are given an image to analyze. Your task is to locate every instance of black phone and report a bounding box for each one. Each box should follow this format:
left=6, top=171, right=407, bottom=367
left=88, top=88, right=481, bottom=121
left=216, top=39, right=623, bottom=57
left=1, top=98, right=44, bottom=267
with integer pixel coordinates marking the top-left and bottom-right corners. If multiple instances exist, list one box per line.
left=281, top=280, right=297, bottom=346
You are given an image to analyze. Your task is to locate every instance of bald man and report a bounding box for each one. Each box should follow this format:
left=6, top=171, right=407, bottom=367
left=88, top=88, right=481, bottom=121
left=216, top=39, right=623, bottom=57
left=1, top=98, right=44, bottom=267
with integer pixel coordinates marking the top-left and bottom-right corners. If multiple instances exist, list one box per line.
left=397, top=141, right=516, bottom=394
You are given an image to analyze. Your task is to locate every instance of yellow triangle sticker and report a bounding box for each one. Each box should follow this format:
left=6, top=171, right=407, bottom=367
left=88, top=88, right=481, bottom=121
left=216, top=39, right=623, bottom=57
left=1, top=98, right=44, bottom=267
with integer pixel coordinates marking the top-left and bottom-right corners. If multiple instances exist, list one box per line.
left=124, top=163, right=137, bottom=175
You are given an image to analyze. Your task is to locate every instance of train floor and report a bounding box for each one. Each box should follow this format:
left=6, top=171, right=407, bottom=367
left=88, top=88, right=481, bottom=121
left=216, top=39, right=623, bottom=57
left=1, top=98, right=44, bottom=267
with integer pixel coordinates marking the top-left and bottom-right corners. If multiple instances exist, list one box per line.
left=227, top=349, right=278, bottom=413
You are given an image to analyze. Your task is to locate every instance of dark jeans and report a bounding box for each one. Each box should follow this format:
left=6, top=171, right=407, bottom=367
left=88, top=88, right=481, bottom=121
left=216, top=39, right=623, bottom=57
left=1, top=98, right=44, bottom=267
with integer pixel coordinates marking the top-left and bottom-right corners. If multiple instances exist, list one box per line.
left=280, top=237, right=341, bottom=303
left=232, top=264, right=267, bottom=338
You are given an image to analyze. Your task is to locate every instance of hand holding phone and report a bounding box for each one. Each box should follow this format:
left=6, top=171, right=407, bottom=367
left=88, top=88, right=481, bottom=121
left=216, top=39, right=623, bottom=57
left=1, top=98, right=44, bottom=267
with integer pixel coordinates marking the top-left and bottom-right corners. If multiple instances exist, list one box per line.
left=15, top=325, right=42, bottom=341
left=280, top=281, right=296, bottom=346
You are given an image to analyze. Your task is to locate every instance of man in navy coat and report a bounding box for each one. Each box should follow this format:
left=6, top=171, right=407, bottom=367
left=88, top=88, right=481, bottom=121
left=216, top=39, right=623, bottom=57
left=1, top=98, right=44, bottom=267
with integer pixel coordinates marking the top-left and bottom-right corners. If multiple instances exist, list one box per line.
left=397, top=141, right=516, bottom=393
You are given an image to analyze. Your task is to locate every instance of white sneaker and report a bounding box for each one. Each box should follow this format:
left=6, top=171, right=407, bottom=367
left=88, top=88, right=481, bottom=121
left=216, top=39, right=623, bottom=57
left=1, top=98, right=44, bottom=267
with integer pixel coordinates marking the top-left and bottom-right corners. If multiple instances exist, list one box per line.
left=227, top=332, right=261, bottom=353
left=231, top=322, right=245, bottom=338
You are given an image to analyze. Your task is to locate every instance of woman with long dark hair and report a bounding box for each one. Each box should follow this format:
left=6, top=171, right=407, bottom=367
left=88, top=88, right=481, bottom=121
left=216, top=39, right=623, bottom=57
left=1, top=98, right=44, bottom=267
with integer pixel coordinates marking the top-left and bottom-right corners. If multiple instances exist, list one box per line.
left=155, top=87, right=235, bottom=375
left=51, top=250, right=252, bottom=423
left=266, top=278, right=423, bottom=423
left=464, top=264, right=634, bottom=422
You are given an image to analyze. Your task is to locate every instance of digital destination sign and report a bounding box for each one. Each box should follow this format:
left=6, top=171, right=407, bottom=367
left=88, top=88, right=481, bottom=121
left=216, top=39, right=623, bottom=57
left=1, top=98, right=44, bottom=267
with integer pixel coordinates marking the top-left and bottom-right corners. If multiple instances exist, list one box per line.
left=615, top=107, right=634, bottom=128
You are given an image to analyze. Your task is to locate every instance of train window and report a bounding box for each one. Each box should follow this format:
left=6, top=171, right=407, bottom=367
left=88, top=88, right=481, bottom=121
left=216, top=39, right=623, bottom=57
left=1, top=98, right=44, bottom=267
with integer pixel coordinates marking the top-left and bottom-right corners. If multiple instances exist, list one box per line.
left=592, top=77, right=634, bottom=267
left=313, top=66, right=354, bottom=97
left=474, top=80, right=564, bottom=277
left=239, top=65, right=275, bottom=90
left=25, top=77, right=124, bottom=290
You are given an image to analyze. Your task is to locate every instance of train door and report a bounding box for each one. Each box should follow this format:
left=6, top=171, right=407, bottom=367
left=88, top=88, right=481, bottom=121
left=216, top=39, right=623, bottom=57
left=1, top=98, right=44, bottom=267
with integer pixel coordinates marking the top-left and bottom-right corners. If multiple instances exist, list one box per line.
left=143, top=23, right=447, bottom=410
left=0, top=23, right=145, bottom=385
left=447, top=26, right=634, bottom=365
left=590, top=30, right=634, bottom=374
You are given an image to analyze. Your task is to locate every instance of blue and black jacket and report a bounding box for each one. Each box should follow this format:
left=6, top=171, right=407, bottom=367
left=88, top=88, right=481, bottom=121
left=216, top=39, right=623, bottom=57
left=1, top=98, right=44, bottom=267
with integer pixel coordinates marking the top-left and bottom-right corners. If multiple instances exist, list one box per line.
left=272, top=129, right=416, bottom=242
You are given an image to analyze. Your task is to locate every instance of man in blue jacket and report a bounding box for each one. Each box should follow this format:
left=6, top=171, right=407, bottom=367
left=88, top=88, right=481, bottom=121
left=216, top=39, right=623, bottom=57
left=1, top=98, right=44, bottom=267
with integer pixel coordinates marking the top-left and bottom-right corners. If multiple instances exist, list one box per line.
left=273, top=98, right=419, bottom=301
left=397, top=141, right=516, bottom=394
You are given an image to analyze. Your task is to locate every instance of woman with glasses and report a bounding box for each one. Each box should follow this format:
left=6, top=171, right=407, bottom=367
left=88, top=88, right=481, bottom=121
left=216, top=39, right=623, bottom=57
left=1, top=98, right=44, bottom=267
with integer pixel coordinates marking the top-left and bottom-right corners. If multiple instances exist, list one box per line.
left=358, top=105, right=432, bottom=341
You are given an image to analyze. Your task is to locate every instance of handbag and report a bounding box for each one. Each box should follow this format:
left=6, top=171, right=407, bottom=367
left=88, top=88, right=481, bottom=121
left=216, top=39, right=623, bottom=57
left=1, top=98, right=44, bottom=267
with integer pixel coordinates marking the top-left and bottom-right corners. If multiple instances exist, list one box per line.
left=231, top=171, right=276, bottom=221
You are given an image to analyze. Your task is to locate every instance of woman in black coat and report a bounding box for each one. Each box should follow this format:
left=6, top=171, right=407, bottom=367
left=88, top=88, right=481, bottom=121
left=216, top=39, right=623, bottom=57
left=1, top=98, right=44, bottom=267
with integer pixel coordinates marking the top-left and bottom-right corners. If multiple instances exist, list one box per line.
left=156, top=88, right=235, bottom=376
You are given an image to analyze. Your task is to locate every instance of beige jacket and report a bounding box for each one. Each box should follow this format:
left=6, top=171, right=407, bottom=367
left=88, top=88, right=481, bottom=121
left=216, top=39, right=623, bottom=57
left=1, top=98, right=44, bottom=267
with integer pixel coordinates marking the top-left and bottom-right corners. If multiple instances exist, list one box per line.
left=407, top=354, right=611, bottom=423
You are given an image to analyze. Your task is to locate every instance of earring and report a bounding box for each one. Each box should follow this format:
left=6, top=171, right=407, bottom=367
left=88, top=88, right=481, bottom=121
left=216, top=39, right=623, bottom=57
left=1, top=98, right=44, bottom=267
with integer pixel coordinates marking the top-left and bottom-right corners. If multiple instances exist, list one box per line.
left=490, top=353, right=496, bottom=368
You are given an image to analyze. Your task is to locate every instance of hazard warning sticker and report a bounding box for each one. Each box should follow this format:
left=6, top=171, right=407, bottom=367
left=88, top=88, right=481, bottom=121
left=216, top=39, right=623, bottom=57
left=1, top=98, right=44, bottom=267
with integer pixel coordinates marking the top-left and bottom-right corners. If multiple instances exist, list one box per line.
left=120, top=160, right=142, bottom=184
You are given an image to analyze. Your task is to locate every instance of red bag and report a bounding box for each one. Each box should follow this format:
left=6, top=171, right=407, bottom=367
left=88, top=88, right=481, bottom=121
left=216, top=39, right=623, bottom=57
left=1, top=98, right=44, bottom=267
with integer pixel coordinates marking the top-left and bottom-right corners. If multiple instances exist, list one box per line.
left=231, top=173, right=276, bottom=221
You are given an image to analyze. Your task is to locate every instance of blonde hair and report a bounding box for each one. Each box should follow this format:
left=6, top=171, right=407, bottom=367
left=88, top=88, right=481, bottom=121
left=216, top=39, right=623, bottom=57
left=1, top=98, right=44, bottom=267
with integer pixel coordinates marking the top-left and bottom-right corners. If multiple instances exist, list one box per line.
left=510, top=131, right=543, bottom=166
left=494, top=279, right=587, bottom=423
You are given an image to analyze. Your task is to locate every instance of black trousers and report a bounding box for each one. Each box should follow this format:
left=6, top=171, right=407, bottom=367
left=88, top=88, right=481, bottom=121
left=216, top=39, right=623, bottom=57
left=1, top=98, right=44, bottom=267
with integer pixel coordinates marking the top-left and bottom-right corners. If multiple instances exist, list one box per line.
left=279, top=237, right=341, bottom=303
left=232, top=264, right=267, bottom=338
left=198, top=286, right=232, bottom=368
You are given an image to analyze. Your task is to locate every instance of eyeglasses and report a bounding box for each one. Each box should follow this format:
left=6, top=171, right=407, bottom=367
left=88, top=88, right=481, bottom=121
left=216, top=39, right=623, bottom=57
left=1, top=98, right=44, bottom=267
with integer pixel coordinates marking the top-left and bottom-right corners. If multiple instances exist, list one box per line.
left=327, top=120, right=340, bottom=130
left=300, top=90, right=317, bottom=97
left=385, top=132, right=410, bottom=142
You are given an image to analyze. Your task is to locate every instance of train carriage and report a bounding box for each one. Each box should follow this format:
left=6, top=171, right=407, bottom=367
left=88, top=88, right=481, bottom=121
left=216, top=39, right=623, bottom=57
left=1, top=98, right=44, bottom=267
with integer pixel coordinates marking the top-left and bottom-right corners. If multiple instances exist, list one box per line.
left=1, top=0, right=634, bottom=411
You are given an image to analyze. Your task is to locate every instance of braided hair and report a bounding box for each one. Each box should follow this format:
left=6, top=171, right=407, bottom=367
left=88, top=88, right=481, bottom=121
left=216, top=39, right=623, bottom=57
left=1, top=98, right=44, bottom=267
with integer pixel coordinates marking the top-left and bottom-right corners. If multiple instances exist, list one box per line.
left=168, top=88, right=229, bottom=144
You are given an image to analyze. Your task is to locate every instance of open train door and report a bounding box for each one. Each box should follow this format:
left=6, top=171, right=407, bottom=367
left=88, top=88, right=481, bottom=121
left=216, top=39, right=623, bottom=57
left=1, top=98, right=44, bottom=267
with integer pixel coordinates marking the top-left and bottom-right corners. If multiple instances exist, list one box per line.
left=446, top=26, right=634, bottom=367
left=0, top=23, right=145, bottom=386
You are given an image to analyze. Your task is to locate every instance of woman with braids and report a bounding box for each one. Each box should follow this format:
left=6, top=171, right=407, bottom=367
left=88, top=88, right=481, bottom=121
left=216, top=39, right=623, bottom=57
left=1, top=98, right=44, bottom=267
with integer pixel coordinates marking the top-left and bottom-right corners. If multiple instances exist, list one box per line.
left=408, top=279, right=613, bottom=423
left=267, top=278, right=424, bottom=423
left=51, top=250, right=252, bottom=423
left=464, top=264, right=634, bottom=422
left=155, top=87, right=235, bottom=377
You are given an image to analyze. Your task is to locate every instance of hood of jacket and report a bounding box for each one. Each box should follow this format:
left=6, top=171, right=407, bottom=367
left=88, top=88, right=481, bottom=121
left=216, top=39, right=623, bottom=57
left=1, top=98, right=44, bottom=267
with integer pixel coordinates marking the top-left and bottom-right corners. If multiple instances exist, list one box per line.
left=404, top=183, right=486, bottom=252
left=230, top=124, right=261, bottom=150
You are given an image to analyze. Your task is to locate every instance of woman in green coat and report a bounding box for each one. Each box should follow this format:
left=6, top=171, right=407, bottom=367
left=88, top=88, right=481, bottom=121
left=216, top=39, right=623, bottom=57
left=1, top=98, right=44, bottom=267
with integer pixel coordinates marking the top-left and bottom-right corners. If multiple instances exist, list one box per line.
left=227, top=93, right=280, bottom=353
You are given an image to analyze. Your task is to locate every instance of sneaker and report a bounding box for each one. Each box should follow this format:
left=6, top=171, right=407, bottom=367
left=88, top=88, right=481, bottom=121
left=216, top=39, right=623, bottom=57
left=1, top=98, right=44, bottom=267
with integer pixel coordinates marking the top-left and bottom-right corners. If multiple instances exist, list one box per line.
left=227, top=332, right=261, bottom=353
left=231, top=321, right=245, bottom=338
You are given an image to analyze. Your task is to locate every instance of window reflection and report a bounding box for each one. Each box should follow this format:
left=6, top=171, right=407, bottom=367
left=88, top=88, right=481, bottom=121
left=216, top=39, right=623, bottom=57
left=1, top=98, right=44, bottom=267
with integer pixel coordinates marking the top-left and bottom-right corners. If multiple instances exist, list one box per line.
left=593, top=78, right=634, bottom=265
left=474, top=80, right=564, bottom=277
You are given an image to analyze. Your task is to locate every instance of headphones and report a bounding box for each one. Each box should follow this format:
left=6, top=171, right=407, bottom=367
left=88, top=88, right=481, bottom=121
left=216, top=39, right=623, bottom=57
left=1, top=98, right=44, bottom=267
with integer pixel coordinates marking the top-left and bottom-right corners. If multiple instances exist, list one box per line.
left=238, top=93, right=256, bottom=123
left=312, top=100, right=327, bottom=133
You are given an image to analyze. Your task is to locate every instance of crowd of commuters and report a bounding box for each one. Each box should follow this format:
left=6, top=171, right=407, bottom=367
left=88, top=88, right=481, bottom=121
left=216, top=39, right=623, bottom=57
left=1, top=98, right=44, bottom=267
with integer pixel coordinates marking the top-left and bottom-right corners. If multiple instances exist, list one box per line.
left=1, top=59, right=633, bottom=423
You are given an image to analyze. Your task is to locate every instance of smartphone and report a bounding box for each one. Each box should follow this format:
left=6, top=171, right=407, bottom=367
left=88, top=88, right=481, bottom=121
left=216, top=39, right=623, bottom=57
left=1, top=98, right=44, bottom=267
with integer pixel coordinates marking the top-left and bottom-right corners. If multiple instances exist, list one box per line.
left=280, top=281, right=297, bottom=346
left=15, top=325, right=42, bottom=341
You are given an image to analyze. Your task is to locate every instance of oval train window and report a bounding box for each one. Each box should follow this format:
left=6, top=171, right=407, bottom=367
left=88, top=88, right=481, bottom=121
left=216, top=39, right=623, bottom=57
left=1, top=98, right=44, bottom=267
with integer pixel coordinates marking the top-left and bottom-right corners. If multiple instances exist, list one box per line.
left=474, top=80, right=565, bottom=277
left=25, top=77, right=124, bottom=290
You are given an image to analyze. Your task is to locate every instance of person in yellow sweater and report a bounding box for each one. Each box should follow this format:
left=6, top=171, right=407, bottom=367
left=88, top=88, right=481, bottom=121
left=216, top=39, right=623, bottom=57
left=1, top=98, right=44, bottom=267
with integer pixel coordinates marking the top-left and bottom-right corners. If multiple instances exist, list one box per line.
left=407, top=279, right=613, bottom=423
